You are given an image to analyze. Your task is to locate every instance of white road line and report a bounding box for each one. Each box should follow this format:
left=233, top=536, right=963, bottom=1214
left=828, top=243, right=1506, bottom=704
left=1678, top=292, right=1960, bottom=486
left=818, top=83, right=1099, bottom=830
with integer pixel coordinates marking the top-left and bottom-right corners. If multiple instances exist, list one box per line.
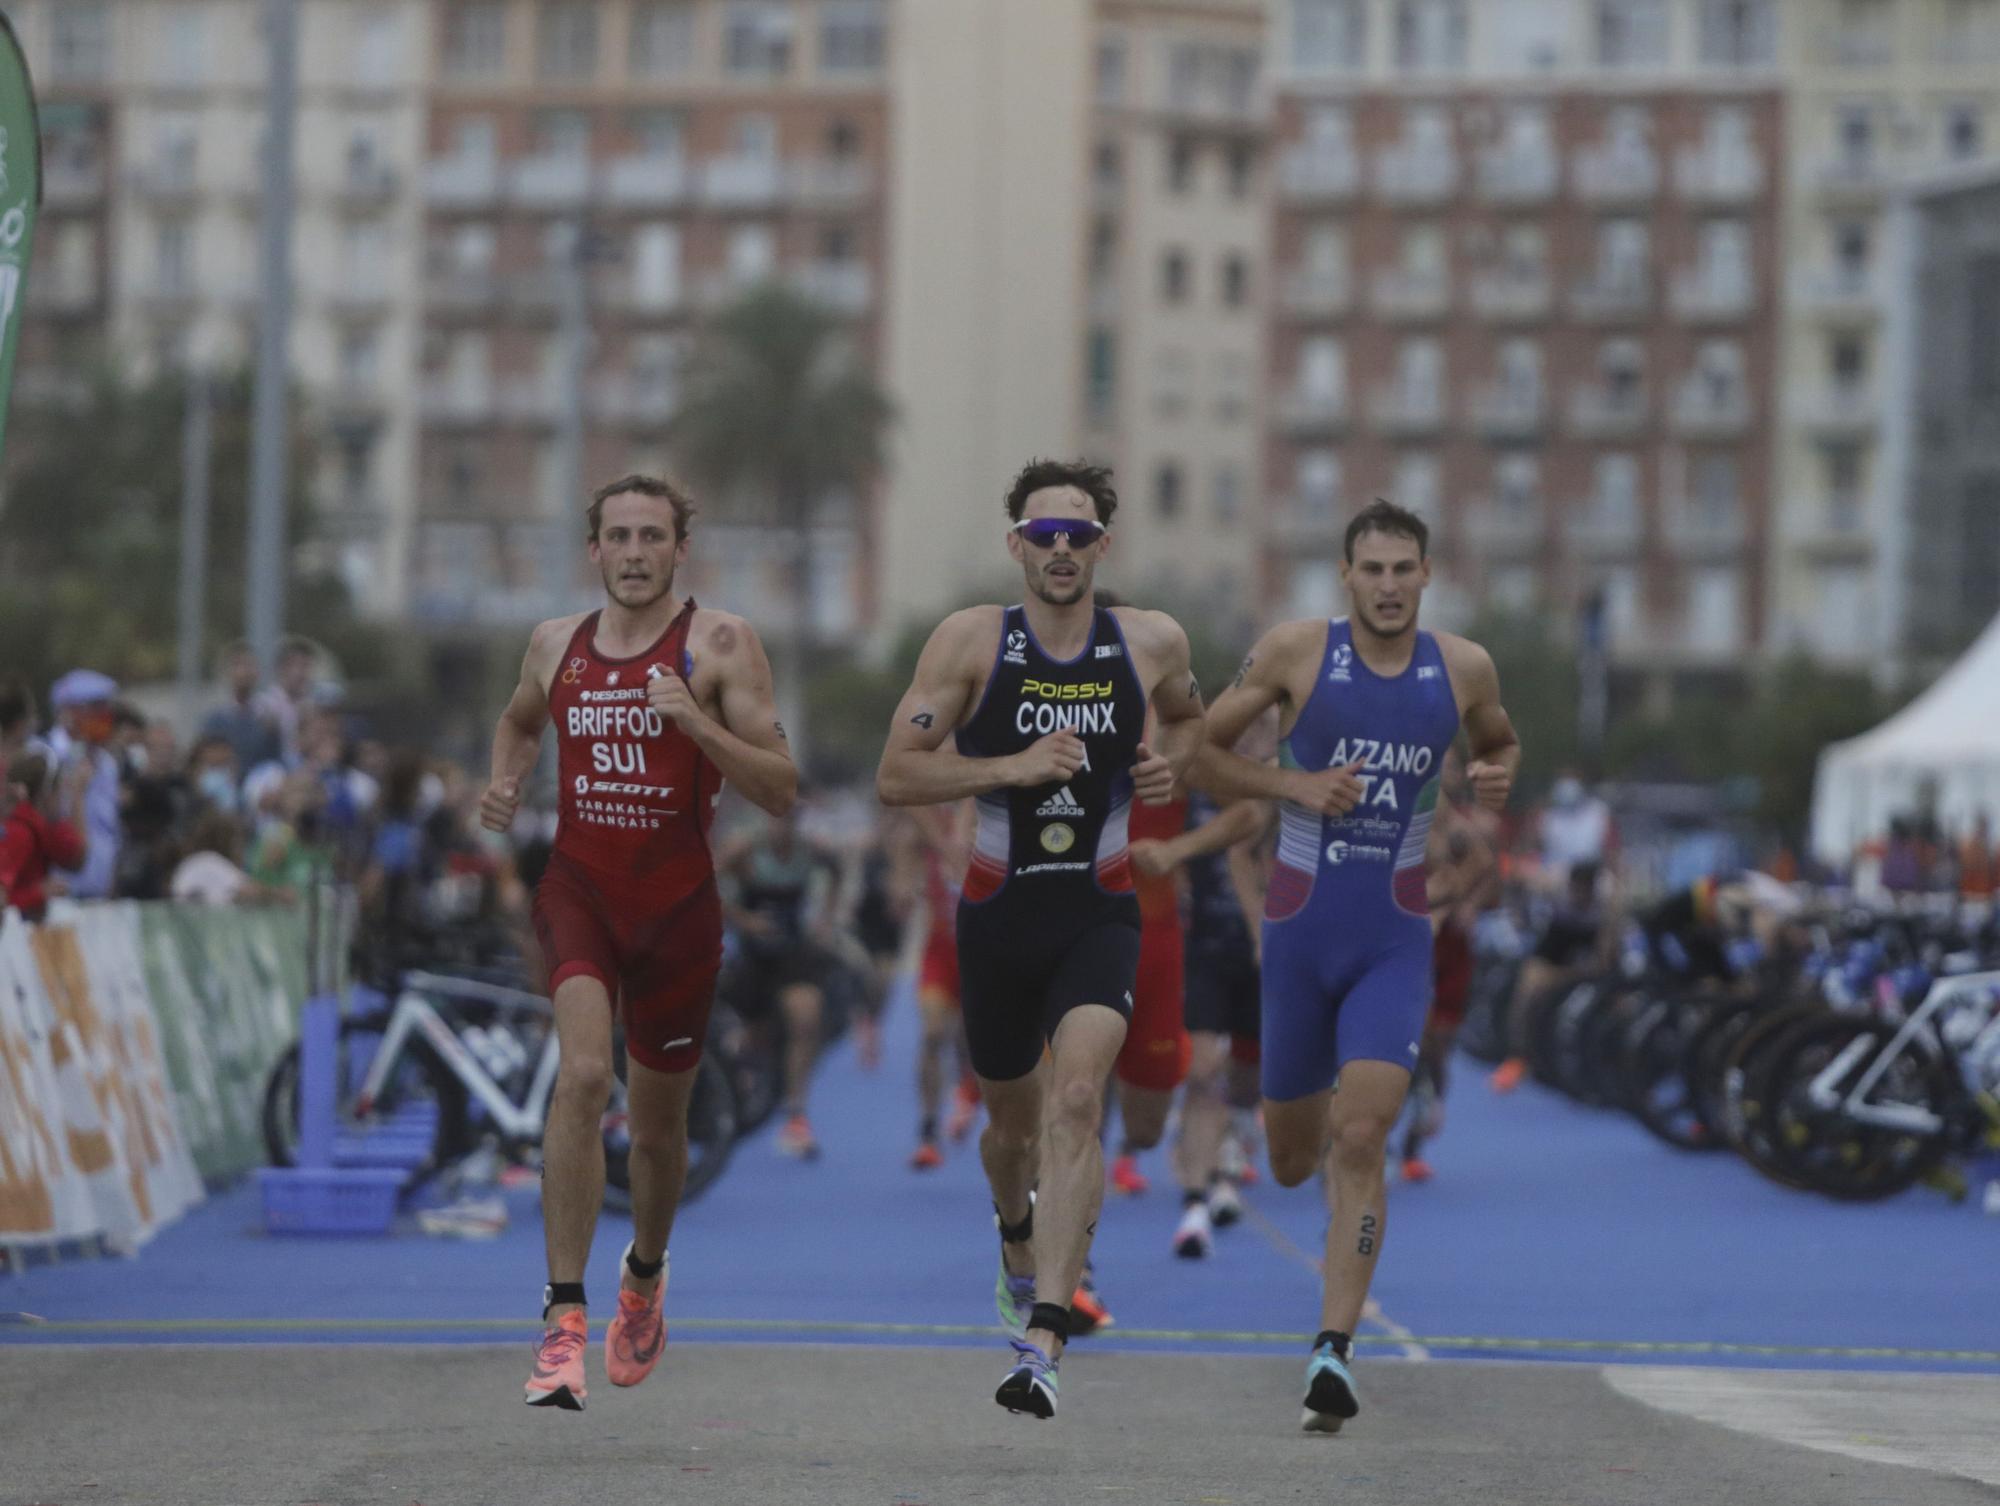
left=1603, top=1365, right=2000, bottom=1488
left=1238, top=1194, right=1430, bottom=1361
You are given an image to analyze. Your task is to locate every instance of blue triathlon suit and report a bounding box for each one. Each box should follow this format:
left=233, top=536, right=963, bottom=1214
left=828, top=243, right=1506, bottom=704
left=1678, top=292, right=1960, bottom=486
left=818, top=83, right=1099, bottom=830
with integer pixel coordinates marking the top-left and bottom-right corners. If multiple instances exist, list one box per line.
left=1260, top=618, right=1460, bottom=1101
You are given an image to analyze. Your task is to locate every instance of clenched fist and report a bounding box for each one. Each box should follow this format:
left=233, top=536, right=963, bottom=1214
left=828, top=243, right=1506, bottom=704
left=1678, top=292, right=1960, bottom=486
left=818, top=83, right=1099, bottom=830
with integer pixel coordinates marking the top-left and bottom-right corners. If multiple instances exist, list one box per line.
left=645, top=662, right=706, bottom=733
left=1131, top=741, right=1175, bottom=806
left=1287, top=759, right=1367, bottom=816
left=1011, top=730, right=1086, bottom=788
left=1128, top=838, right=1177, bottom=879
left=1464, top=759, right=1513, bottom=812
left=480, top=776, right=522, bottom=833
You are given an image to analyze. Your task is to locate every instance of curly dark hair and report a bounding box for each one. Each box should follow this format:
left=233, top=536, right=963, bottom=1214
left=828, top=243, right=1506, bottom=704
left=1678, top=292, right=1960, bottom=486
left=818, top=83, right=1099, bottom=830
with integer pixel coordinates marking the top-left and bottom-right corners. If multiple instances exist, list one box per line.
left=587, top=473, right=698, bottom=544
left=1003, top=458, right=1119, bottom=526
left=1343, top=498, right=1429, bottom=563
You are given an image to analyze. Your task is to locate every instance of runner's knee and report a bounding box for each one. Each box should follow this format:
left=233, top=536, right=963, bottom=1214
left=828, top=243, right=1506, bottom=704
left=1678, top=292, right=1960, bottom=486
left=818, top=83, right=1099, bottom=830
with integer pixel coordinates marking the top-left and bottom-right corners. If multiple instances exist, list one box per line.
left=555, top=1053, right=614, bottom=1111
left=1330, top=1111, right=1396, bottom=1171
left=1046, top=1075, right=1104, bottom=1142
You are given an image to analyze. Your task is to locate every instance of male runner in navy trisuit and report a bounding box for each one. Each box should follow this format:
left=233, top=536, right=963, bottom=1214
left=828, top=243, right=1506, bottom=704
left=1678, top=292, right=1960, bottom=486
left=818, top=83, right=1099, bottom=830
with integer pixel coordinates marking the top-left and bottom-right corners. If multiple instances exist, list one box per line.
left=877, top=459, right=1206, bottom=1419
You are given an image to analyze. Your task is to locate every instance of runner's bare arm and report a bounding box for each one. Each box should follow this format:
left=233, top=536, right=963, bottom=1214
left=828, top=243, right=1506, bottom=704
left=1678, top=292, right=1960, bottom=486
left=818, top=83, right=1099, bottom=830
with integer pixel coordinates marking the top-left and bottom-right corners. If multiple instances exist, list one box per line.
left=1162, top=797, right=1273, bottom=871
left=1128, top=610, right=1205, bottom=792
left=1443, top=636, right=1521, bottom=812
left=666, top=612, right=797, bottom=817
left=1191, top=620, right=1318, bottom=803
left=877, top=609, right=1072, bottom=806
left=481, top=617, right=570, bottom=832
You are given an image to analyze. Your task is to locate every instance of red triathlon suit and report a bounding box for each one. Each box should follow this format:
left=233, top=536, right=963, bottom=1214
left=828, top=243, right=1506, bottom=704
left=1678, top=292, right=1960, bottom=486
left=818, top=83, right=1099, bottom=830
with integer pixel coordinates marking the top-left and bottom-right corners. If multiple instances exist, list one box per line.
left=1428, top=913, right=1473, bottom=1034
left=530, top=601, right=724, bottom=1074
left=1115, top=795, right=1192, bottom=1092
left=916, top=843, right=963, bottom=1006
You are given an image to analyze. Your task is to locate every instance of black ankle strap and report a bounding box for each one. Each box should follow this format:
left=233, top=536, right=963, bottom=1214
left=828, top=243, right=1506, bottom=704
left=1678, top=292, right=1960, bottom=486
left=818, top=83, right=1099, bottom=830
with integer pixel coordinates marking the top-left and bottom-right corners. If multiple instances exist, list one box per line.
left=994, top=1202, right=1034, bottom=1245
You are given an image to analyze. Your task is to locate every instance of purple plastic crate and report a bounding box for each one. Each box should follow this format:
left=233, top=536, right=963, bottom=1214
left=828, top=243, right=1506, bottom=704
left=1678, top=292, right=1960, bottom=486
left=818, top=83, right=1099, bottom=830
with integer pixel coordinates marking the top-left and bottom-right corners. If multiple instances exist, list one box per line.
left=255, top=1166, right=406, bottom=1235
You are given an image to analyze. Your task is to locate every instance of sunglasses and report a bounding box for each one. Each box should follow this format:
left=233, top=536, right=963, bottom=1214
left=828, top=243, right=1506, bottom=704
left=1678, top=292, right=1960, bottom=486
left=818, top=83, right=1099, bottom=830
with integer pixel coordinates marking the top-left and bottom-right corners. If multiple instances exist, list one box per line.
left=1011, top=517, right=1107, bottom=550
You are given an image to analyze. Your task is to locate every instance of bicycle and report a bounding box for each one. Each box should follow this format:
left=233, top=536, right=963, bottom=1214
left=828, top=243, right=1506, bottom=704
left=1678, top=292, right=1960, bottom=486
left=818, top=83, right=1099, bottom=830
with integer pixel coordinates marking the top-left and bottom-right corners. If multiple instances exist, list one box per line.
left=261, top=968, right=739, bottom=1206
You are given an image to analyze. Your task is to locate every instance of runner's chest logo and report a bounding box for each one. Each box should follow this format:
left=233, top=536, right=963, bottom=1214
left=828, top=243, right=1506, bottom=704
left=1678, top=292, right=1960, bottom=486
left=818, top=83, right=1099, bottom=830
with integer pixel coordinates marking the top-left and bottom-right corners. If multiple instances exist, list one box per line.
left=1037, top=785, right=1086, bottom=817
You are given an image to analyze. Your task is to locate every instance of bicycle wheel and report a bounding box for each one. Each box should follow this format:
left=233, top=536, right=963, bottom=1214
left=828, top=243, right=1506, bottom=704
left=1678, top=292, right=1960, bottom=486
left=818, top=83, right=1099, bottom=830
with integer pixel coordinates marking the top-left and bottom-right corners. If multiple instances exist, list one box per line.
left=1721, top=1005, right=1832, bottom=1187
left=1684, top=996, right=1764, bottom=1145
left=1762, top=1016, right=1955, bottom=1201
left=261, top=1016, right=469, bottom=1177
left=1620, top=994, right=1714, bottom=1151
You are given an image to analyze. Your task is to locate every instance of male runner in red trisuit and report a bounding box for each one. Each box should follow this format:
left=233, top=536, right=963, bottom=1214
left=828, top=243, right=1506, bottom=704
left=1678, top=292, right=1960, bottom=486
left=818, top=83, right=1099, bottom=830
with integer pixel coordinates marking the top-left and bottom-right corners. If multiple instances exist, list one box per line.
left=906, top=800, right=981, bottom=1169
left=480, top=474, right=796, bottom=1413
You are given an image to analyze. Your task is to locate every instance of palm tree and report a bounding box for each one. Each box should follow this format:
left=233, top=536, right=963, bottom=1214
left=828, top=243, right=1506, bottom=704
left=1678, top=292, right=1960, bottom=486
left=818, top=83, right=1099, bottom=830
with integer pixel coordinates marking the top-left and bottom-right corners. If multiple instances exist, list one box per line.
left=670, top=281, right=894, bottom=762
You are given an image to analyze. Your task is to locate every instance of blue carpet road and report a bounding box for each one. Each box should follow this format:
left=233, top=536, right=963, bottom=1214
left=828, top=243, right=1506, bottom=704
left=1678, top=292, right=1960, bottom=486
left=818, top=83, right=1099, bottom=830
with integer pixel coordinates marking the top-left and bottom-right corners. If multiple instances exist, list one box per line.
left=5, top=977, right=1997, bottom=1371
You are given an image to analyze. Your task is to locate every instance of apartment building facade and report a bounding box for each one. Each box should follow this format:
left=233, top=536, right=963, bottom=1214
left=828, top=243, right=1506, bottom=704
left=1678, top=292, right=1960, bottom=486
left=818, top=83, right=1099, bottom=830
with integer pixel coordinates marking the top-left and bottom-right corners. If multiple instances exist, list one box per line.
left=1268, top=0, right=1784, bottom=690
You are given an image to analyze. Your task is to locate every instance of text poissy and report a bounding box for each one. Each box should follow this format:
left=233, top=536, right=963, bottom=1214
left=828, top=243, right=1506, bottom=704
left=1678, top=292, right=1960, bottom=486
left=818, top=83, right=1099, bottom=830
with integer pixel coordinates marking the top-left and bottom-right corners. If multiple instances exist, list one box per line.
left=1016, top=701, right=1117, bottom=737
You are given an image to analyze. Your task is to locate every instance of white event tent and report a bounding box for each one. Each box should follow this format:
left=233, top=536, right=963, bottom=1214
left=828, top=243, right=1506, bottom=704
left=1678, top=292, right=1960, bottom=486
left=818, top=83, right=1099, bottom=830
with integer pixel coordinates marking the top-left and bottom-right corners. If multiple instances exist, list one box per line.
left=1810, top=612, right=2000, bottom=864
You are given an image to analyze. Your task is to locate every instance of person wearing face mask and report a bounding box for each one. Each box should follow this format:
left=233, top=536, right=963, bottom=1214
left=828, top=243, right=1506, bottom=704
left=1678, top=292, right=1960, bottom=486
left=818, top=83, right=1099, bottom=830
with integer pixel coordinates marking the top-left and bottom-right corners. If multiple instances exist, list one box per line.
left=44, top=670, right=125, bottom=900
left=187, top=734, right=245, bottom=814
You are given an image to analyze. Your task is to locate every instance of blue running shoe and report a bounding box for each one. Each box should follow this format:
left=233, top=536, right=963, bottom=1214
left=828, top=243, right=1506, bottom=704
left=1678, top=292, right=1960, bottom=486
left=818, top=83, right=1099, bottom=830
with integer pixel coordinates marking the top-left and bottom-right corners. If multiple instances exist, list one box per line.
left=995, top=1338, right=1059, bottom=1419
left=1301, top=1340, right=1360, bottom=1433
left=994, top=1258, right=1036, bottom=1336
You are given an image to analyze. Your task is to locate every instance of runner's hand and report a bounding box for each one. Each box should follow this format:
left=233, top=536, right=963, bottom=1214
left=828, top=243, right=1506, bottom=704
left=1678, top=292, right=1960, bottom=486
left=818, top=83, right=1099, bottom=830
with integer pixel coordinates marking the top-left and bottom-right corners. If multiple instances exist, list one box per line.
left=1010, top=730, right=1086, bottom=788
left=1464, top=760, right=1512, bottom=812
left=479, top=777, right=521, bottom=833
left=1129, top=838, right=1176, bottom=879
left=1131, top=742, right=1175, bottom=806
left=1288, top=760, right=1367, bottom=816
left=646, top=664, right=706, bottom=733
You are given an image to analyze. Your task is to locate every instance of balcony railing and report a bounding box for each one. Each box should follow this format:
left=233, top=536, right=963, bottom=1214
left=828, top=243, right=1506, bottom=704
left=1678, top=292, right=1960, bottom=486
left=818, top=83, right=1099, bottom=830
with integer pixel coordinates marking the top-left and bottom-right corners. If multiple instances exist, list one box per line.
left=602, top=156, right=691, bottom=206
left=426, top=270, right=499, bottom=312
left=590, top=375, right=677, bottom=427
left=1370, top=268, right=1450, bottom=321
left=1469, top=270, right=1552, bottom=322
left=1369, top=382, right=1447, bottom=437
left=1567, top=385, right=1649, bottom=438
left=44, top=158, right=105, bottom=206
left=1815, top=155, right=1890, bottom=200
left=790, top=260, right=872, bottom=314
left=1264, top=498, right=1344, bottom=553
left=1796, top=268, right=1881, bottom=321
left=1476, top=149, right=1558, bottom=204
left=1795, top=382, right=1878, bottom=438
left=790, top=160, right=875, bottom=206
left=1373, top=147, right=1457, bottom=205
left=1671, top=385, right=1754, bottom=438
left=509, top=154, right=595, bottom=208
left=127, top=161, right=200, bottom=202
left=1463, top=504, right=1542, bottom=554
left=1469, top=385, right=1545, bottom=439
left=334, top=162, right=400, bottom=205
left=419, top=379, right=494, bottom=424
left=1664, top=511, right=1748, bottom=558
left=1274, top=390, right=1348, bottom=438
left=1568, top=509, right=1644, bottom=559
left=702, top=156, right=786, bottom=207
left=497, top=376, right=563, bottom=425
left=326, top=281, right=394, bottom=319
left=1674, top=148, right=1763, bottom=203
left=1280, top=269, right=1351, bottom=317
left=1277, top=147, right=1359, bottom=202
left=1670, top=270, right=1754, bottom=323
left=423, top=155, right=501, bottom=207
left=1573, top=147, right=1657, bottom=203
left=1570, top=274, right=1651, bottom=322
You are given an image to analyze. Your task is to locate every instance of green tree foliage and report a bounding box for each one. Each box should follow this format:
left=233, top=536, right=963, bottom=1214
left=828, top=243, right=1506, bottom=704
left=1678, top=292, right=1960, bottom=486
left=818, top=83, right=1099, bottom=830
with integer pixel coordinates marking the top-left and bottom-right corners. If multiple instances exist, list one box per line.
left=0, top=368, right=354, bottom=695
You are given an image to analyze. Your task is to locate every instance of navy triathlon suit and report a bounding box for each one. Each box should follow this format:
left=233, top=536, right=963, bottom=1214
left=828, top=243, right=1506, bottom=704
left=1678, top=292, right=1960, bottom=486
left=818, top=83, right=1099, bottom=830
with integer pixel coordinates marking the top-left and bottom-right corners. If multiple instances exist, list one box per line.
left=1260, top=618, right=1460, bottom=1101
left=1182, top=791, right=1260, bottom=1047
left=954, top=605, right=1148, bottom=1082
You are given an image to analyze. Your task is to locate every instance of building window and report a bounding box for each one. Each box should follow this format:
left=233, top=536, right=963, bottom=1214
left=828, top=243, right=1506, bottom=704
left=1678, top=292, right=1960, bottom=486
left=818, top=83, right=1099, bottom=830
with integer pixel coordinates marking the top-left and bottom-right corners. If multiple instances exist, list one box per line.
left=1945, top=104, right=1984, bottom=161
left=155, top=219, right=192, bottom=295
left=1298, top=335, right=1345, bottom=402
left=1831, top=0, right=1894, bottom=66
left=1394, top=452, right=1442, bottom=517
left=1830, top=219, right=1870, bottom=287
left=819, top=225, right=856, bottom=263
left=1971, top=252, right=2000, bottom=401
left=1394, top=0, right=1468, bottom=73
left=1095, top=140, right=1122, bottom=194
left=160, top=3, right=208, bottom=86
left=1829, top=332, right=1868, bottom=390
left=1396, top=337, right=1444, bottom=405
left=1168, top=137, right=1196, bottom=194
left=1825, top=446, right=1863, bottom=530
left=727, top=223, right=778, bottom=284
left=1214, top=465, right=1243, bottom=523
left=1213, top=351, right=1250, bottom=422
left=537, top=3, right=600, bottom=80
left=1495, top=453, right=1540, bottom=516
left=1596, top=0, right=1668, bottom=67
left=1497, top=338, right=1542, bottom=401
left=1292, top=0, right=1367, bottom=73
left=631, top=3, right=697, bottom=77
left=1961, top=480, right=2000, bottom=626
left=1162, top=248, right=1190, bottom=304
left=631, top=224, right=682, bottom=309
left=1087, top=328, right=1117, bottom=420
left=1155, top=348, right=1193, bottom=420
left=1697, top=0, right=1775, bottom=66
left=1298, top=450, right=1342, bottom=518
left=1096, top=39, right=1127, bottom=105
left=820, top=0, right=884, bottom=74
left=444, top=2, right=508, bottom=79
left=1168, top=44, right=1202, bottom=111
left=535, top=109, right=591, bottom=159
left=1593, top=453, right=1641, bottom=526
left=1227, top=142, right=1256, bottom=198
left=1156, top=463, right=1185, bottom=521
left=725, top=1, right=793, bottom=78
left=1221, top=253, right=1250, bottom=309
left=353, top=7, right=402, bottom=87
left=1939, top=0, right=2000, bottom=64
left=1689, top=452, right=1740, bottom=527
left=50, top=1, right=111, bottom=82
left=1835, top=105, right=1876, bottom=169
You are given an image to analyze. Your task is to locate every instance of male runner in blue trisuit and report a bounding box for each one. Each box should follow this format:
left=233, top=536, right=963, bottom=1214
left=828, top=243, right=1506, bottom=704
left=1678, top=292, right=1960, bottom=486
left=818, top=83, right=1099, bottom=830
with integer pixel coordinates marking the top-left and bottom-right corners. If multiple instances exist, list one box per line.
left=1195, top=499, right=1520, bottom=1432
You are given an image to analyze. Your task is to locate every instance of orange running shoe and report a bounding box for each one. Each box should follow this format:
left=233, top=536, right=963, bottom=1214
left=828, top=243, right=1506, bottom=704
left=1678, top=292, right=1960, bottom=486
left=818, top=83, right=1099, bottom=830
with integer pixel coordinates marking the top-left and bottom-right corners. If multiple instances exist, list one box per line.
left=776, top=1113, right=821, bottom=1160
left=947, top=1077, right=980, bottom=1142
left=604, top=1242, right=668, bottom=1388
left=524, top=1310, right=588, bottom=1411
left=910, top=1139, right=944, bottom=1171
left=1490, top=1058, right=1527, bottom=1094
left=1069, top=1279, right=1114, bottom=1336
left=1400, top=1157, right=1433, bottom=1184
left=1110, top=1154, right=1148, bottom=1196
